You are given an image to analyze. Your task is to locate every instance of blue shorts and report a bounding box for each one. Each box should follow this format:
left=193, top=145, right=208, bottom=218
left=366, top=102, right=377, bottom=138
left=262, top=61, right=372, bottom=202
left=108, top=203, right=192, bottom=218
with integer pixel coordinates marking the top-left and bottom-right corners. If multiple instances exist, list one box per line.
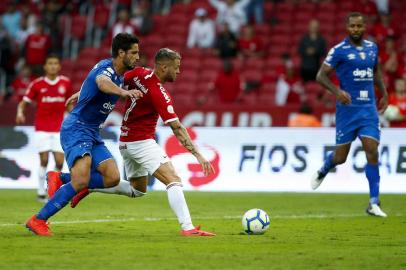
left=335, top=105, right=380, bottom=145
left=60, top=117, right=113, bottom=170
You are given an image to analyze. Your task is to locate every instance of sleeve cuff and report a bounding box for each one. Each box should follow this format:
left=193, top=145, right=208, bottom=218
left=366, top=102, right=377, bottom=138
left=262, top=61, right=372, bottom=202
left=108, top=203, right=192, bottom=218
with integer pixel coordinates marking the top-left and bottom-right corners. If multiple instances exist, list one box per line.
left=164, top=117, right=179, bottom=124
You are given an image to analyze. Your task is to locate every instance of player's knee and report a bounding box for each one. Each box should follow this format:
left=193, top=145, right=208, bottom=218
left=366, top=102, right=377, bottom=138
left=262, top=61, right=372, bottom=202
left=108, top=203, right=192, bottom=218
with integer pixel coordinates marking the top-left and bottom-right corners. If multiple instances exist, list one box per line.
left=104, top=172, right=120, bottom=188
left=72, top=176, right=91, bottom=190
left=335, top=156, right=347, bottom=164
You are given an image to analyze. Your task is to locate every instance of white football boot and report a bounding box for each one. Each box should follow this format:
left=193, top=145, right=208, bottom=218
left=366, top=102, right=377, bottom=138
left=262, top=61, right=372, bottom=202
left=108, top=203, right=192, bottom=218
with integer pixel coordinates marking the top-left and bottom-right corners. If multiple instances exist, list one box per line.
left=366, top=203, right=388, bottom=218
left=310, top=171, right=326, bottom=190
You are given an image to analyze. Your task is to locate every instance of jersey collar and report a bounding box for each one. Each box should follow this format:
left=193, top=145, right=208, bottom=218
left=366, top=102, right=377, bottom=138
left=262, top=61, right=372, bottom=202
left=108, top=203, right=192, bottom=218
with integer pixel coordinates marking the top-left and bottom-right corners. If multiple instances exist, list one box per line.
left=44, top=76, right=61, bottom=85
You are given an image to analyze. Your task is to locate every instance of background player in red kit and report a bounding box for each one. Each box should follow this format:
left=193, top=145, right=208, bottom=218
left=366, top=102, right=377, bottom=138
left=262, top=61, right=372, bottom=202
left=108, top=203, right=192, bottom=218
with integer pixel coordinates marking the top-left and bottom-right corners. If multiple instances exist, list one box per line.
left=71, top=48, right=216, bottom=236
left=16, top=54, right=73, bottom=202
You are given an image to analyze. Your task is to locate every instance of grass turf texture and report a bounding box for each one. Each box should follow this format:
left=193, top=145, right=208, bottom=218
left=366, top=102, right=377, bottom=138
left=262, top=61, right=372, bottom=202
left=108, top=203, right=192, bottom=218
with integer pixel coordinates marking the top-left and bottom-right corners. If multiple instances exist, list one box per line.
left=0, top=190, right=405, bottom=270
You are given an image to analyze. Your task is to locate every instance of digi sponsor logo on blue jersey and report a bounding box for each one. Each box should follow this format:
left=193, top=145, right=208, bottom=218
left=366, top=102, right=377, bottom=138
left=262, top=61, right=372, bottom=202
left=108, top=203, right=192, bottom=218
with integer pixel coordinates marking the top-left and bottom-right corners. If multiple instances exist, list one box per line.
left=353, top=68, right=373, bottom=81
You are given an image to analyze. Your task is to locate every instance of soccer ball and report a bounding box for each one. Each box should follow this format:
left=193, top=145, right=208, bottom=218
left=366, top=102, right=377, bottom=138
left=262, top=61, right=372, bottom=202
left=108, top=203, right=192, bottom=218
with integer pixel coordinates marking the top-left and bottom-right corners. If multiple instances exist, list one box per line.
left=242, top=208, right=270, bottom=235
left=383, top=105, right=400, bottom=121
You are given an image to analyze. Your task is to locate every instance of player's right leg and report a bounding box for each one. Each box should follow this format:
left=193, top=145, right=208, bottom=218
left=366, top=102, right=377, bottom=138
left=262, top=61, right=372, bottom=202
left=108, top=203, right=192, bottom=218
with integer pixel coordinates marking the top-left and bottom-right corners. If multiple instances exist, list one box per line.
left=26, top=155, right=92, bottom=236
left=311, top=143, right=351, bottom=190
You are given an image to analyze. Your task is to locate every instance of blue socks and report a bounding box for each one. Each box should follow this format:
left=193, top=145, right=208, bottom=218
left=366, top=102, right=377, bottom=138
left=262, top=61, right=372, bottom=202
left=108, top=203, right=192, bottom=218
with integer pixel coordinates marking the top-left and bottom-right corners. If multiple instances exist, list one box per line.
left=60, top=173, right=71, bottom=184
left=37, top=183, right=76, bottom=220
left=88, top=171, right=105, bottom=189
left=60, top=171, right=105, bottom=189
left=365, top=163, right=380, bottom=205
left=319, top=152, right=335, bottom=176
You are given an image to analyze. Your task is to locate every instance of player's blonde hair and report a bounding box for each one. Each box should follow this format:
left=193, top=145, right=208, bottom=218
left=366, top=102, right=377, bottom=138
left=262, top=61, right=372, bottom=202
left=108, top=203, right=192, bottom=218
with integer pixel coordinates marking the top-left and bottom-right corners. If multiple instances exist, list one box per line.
left=155, top=48, right=181, bottom=65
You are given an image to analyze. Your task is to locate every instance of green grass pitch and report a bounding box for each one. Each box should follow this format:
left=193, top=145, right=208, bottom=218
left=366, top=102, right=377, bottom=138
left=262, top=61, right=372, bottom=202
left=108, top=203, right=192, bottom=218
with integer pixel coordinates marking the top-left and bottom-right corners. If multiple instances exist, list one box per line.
left=0, top=190, right=405, bottom=270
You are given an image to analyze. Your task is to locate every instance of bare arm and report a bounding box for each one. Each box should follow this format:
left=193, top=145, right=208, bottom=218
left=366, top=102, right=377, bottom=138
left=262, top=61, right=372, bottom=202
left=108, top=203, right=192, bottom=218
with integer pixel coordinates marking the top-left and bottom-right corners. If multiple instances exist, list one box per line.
left=316, top=63, right=351, bottom=105
left=169, top=120, right=215, bottom=176
left=96, top=75, right=143, bottom=99
left=374, top=63, right=389, bottom=114
left=16, top=100, right=29, bottom=124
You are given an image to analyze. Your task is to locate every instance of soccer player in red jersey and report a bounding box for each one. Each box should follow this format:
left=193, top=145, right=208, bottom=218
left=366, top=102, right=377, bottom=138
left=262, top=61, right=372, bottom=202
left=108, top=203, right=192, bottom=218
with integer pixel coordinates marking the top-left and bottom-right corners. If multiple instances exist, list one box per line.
left=387, top=78, right=406, bottom=127
left=72, top=48, right=216, bottom=236
left=16, top=54, right=73, bottom=202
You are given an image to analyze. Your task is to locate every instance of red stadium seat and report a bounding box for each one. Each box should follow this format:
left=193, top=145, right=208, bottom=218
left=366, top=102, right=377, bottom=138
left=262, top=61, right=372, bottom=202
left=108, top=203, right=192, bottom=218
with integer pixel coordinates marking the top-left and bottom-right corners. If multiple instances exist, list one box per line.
left=181, top=58, right=200, bottom=71
left=244, top=58, right=265, bottom=71
left=200, top=70, right=218, bottom=83
left=177, top=70, right=199, bottom=83
left=202, top=58, right=222, bottom=70
left=164, top=35, right=186, bottom=48
left=71, top=15, right=87, bottom=40
left=173, top=82, right=197, bottom=95
left=94, top=4, right=110, bottom=28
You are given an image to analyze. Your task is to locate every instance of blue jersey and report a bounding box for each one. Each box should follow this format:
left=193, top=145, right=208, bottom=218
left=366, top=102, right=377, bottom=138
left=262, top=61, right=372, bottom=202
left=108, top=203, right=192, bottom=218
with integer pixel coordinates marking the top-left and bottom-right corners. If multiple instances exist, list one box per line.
left=61, top=59, right=124, bottom=169
left=324, top=38, right=378, bottom=108
left=69, top=59, right=123, bottom=128
left=324, top=38, right=381, bottom=144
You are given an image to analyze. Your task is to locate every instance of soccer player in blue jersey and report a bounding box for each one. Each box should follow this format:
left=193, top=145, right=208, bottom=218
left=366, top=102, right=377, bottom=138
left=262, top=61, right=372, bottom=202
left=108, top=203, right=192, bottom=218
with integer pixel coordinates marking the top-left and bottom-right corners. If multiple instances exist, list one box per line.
left=25, top=33, right=144, bottom=236
left=310, top=12, right=389, bottom=217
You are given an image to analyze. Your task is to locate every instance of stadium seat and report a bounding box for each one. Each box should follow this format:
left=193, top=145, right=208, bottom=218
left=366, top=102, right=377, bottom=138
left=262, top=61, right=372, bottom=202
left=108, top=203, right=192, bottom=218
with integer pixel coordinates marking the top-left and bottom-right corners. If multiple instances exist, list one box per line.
left=177, top=70, right=199, bottom=84
left=71, top=15, right=87, bottom=40
left=181, top=58, right=201, bottom=71
left=202, top=58, right=222, bottom=70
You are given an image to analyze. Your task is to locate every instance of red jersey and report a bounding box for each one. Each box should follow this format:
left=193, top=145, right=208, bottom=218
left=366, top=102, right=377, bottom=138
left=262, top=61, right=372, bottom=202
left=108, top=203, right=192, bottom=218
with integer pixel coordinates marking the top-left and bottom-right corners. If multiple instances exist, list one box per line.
left=389, top=94, right=406, bottom=128
left=24, top=76, right=73, bottom=132
left=25, top=33, right=51, bottom=65
left=11, top=75, right=36, bottom=102
left=120, top=67, right=178, bottom=142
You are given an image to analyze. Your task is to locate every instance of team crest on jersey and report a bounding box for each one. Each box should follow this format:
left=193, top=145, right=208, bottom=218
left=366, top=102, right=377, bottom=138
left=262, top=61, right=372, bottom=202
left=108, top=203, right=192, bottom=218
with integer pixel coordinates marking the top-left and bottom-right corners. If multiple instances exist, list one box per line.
left=58, top=86, right=66, bottom=94
left=347, top=53, right=356, bottom=60
left=167, top=105, right=174, bottom=114
left=359, top=52, right=366, bottom=60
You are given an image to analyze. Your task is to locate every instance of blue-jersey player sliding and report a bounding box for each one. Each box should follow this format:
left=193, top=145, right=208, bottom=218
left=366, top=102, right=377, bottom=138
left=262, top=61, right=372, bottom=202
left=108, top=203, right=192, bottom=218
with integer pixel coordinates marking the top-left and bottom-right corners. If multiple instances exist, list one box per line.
left=310, top=12, right=389, bottom=217
left=25, top=33, right=143, bottom=236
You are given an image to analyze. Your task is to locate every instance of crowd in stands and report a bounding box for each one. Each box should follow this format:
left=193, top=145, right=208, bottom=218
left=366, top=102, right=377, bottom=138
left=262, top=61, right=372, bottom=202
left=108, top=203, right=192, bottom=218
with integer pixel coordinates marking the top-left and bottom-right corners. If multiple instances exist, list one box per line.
left=1, top=0, right=405, bottom=127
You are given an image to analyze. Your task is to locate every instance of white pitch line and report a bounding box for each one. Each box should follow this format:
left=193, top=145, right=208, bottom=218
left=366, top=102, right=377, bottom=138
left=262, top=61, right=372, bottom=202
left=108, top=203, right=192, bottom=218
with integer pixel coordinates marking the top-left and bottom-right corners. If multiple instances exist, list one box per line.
left=0, top=213, right=404, bottom=227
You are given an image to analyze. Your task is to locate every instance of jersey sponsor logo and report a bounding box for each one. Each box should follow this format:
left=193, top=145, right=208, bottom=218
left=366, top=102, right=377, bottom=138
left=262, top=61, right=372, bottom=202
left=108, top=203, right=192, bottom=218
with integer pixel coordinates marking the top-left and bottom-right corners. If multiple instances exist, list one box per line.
left=133, top=77, right=148, bottom=94
left=347, top=53, right=356, bottom=60
left=353, top=68, right=373, bottom=81
left=356, top=90, right=370, bottom=101
left=100, top=101, right=115, bottom=114
left=41, top=96, right=65, bottom=103
left=159, top=84, right=170, bottom=103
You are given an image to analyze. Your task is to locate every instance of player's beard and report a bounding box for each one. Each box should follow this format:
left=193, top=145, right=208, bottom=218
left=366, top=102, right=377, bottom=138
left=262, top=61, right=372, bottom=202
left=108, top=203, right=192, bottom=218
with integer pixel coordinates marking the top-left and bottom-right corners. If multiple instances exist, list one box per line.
left=123, top=57, right=135, bottom=70
left=350, top=32, right=363, bottom=43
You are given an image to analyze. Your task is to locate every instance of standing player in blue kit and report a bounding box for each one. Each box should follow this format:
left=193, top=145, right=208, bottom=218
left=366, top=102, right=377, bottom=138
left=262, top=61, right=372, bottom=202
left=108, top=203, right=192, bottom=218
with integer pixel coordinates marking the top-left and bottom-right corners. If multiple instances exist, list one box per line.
left=25, top=33, right=143, bottom=236
left=310, top=12, right=389, bottom=217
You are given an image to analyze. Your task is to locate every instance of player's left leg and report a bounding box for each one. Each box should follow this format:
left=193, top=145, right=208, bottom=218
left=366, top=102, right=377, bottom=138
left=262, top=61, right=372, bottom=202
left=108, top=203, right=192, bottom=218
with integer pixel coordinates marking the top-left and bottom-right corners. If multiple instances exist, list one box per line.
left=37, top=152, right=49, bottom=202
left=360, top=136, right=387, bottom=217
left=153, top=162, right=215, bottom=236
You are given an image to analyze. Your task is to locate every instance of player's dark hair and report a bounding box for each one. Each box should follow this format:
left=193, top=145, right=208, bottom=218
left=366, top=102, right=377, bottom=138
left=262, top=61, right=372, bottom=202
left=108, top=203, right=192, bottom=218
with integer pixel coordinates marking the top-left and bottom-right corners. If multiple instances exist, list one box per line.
left=346, top=12, right=365, bottom=24
left=45, top=53, right=60, bottom=63
left=111, top=33, right=139, bottom=58
left=154, top=48, right=181, bottom=64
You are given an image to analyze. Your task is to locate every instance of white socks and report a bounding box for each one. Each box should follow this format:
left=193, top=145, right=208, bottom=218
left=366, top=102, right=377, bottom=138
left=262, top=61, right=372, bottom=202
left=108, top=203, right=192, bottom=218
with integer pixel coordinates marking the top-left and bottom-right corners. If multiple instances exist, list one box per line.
left=38, top=166, right=47, bottom=196
left=92, top=180, right=145, bottom=198
left=166, top=182, right=194, bottom=231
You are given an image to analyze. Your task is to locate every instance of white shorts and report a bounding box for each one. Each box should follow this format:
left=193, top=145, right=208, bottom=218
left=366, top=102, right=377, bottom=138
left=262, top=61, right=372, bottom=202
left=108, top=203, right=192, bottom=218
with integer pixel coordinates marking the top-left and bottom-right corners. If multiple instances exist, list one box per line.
left=35, top=131, right=63, bottom=153
left=119, top=139, right=170, bottom=178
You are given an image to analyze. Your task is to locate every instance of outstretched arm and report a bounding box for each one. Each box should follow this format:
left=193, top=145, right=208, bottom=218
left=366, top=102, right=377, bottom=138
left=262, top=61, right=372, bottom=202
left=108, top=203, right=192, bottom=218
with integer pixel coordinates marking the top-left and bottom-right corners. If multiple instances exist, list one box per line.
left=316, top=63, right=351, bottom=105
left=374, top=63, right=388, bottom=114
left=168, top=120, right=215, bottom=176
left=96, top=75, right=143, bottom=99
